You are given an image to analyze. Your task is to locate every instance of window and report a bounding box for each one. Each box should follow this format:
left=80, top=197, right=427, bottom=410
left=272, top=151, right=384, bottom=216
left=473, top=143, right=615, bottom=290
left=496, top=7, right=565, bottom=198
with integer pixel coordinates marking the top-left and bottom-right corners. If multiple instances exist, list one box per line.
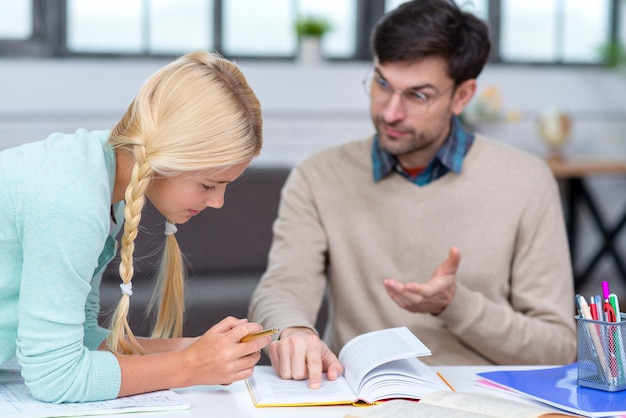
left=385, top=0, right=488, bottom=20
left=0, top=1, right=32, bottom=39
left=150, top=0, right=213, bottom=54
left=221, top=0, right=293, bottom=57
left=67, top=0, right=213, bottom=54
left=0, top=0, right=63, bottom=56
left=614, top=0, right=626, bottom=46
left=67, top=0, right=144, bottom=53
left=0, top=0, right=622, bottom=65
left=299, top=0, right=357, bottom=58
left=500, top=0, right=611, bottom=63
left=65, top=0, right=357, bottom=58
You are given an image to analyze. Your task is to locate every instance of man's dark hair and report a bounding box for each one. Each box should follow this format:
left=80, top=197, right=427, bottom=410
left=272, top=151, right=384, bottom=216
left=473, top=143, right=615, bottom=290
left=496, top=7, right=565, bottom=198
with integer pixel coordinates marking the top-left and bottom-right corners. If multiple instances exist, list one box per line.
left=371, top=0, right=491, bottom=85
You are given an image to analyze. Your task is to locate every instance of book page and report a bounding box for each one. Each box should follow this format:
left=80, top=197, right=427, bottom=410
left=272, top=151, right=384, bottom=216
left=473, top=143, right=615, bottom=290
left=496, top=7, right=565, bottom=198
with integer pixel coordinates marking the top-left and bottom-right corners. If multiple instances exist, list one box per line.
left=0, top=358, right=190, bottom=418
left=357, top=358, right=449, bottom=402
left=246, top=365, right=357, bottom=406
left=344, top=399, right=499, bottom=418
left=338, top=327, right=431, bottom=389
left=344, top=393, right=578, bottom=418
left=420, top=391, right=577, bottom=417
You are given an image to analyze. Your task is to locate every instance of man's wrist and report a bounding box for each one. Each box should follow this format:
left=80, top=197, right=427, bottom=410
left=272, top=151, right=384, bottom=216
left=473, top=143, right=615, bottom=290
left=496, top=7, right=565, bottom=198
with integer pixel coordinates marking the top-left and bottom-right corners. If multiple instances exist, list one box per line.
left=279, top=326, right=317, bottom=339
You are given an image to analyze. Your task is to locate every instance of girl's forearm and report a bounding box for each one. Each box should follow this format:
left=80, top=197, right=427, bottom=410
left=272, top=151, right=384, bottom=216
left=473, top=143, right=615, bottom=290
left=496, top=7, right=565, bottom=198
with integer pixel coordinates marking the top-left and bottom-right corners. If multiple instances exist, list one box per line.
left=115, top=350, right=191, bottom=397
left=135, top=336, right=198, bottom=354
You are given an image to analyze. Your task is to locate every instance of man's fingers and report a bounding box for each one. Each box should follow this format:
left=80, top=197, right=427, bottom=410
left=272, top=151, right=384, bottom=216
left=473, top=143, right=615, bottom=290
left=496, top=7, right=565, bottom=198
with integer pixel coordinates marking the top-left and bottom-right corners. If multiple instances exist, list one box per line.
left=436, top=246, right=462, bottom=276
left=307, top=354, right=323, bottom=389
left=324, top=357, right=344, bottom=381
left=448, top=246, right=461, bottom=266
left=271, top=341, right=293, bottom=380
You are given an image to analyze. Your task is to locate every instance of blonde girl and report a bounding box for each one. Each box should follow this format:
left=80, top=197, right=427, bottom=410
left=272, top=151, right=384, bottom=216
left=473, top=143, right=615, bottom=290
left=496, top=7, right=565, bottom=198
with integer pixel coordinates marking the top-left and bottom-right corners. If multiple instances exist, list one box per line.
left=0, top=50, right=269, bottom=403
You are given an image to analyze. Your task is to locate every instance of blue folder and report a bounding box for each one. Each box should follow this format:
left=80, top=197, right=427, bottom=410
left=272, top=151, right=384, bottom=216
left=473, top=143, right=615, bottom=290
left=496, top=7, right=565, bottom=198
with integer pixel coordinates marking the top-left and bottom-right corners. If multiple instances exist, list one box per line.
left=478, top=363, right=626, bottom=417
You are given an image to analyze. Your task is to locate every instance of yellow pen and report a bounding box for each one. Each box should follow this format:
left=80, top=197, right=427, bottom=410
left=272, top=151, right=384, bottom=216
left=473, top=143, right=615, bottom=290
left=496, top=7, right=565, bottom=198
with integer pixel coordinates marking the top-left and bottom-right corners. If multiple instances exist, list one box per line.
left=240, top=328, right=279, bottom=343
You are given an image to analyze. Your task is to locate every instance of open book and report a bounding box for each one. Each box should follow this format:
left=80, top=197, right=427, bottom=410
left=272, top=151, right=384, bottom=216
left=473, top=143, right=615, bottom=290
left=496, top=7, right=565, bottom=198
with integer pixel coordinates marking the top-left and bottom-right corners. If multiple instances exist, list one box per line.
left=343, top=391, right=578, bottom=418
left=246, top=327, right=451, bottom=406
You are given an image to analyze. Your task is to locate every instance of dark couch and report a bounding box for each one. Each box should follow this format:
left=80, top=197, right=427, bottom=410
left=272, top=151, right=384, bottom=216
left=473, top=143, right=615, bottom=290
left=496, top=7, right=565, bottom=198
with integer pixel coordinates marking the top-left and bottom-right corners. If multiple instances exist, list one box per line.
left=99, top=166, right=300, bottom=339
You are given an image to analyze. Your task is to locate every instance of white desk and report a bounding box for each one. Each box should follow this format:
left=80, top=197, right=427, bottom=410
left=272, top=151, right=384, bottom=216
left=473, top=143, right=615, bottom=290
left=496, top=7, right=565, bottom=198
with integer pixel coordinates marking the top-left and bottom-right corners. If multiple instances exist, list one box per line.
left=93, top=365, right=550, bottom=418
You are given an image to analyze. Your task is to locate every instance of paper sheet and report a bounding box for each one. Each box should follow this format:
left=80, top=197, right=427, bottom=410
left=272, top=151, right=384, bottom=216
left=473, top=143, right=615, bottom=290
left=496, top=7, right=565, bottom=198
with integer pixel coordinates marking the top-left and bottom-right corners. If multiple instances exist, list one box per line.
left=0, top=358, right=190, bottom=418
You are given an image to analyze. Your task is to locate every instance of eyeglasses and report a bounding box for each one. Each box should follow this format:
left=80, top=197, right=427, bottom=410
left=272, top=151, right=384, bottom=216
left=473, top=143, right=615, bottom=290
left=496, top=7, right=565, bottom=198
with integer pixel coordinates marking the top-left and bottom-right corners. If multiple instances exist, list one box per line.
left=362, top=73, right=454, bottom=116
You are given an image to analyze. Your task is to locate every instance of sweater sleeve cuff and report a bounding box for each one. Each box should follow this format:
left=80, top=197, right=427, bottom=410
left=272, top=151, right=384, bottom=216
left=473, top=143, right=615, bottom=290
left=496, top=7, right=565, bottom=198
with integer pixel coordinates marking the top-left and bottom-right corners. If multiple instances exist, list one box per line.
left=92, top=350, right=122, bottom=400
left=436, top=284, right=481, bottom=326
left=277, top=324, right=319, bottom=340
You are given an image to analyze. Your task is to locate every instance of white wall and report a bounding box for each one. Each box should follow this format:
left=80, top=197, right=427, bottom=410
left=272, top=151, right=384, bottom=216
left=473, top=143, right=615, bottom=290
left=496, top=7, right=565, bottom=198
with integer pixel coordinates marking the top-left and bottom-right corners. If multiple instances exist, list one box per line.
left=0, top=59, right=373, bottom=164
left=1, top=57, right=625, bottom=295
left=2, top=58, right=625, bottom=163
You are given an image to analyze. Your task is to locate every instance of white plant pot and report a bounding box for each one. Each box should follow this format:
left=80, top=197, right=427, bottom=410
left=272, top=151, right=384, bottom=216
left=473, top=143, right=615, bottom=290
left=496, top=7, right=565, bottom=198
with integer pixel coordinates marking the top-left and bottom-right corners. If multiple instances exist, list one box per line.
left=298, top=36, right=323, bottom=66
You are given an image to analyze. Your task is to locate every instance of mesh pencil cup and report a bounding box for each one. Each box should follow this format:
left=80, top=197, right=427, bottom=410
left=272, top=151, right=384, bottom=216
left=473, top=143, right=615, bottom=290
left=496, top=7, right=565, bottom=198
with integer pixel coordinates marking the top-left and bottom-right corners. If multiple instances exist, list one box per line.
left=576, top=314, right=626, bottom=391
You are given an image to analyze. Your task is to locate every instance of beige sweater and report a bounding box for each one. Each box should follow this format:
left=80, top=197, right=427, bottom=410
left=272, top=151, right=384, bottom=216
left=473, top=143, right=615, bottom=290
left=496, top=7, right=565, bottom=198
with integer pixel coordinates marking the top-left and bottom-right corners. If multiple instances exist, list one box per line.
left=249, top=136, right=577, bottom=365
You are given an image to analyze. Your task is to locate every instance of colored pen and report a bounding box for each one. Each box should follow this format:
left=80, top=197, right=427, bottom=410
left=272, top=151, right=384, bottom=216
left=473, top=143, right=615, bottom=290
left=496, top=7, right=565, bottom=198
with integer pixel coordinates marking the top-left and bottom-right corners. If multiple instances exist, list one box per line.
left=609, top=293, right=624, bottom=384
left=437, top=372, right=456, bottom=391
left=610, top=294, right=621, bottom=322
left=601, top=282, right=620, bottom=385
left=575, top=293, right=583, bottom=316
left=603, top=282, right=617, bottom=322
left=590, top=296, right=599, bottom=321
left=578, top=295, right=592, bottom=320
left=596, top=295, right=605, bottom=321
left=240, top=328, right=280, bottom=342
left=603, top=281, right=611, bottom=304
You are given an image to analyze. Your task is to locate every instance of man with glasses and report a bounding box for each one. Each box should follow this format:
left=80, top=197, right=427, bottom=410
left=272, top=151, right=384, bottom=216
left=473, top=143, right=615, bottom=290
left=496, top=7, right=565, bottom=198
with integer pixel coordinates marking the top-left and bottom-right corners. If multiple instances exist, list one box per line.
left=249, top=0, right=576, bottom=388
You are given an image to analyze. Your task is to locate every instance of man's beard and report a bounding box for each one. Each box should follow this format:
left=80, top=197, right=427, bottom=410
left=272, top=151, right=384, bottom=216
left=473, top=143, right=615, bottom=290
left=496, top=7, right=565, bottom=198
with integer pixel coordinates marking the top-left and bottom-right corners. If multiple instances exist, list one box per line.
left=374, top=116, right=439, bottom=157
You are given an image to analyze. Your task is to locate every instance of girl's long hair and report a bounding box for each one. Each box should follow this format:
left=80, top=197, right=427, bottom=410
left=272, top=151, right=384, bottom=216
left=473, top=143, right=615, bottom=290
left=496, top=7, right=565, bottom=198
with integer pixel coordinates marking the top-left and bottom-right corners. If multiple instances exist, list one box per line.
left=106, top=50, right=263, bottom=354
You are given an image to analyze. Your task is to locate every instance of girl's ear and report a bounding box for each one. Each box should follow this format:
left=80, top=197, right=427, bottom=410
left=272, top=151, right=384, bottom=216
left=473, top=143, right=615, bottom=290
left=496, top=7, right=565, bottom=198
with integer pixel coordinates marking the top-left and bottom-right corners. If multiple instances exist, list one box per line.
left=451, top=79, right=477, bottom=116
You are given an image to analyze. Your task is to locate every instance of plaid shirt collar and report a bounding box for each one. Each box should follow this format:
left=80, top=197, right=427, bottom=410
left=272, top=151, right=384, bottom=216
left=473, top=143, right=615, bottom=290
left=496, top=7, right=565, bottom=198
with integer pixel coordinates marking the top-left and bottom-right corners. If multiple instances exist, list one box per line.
left=372, top=116, right=474, bottom=186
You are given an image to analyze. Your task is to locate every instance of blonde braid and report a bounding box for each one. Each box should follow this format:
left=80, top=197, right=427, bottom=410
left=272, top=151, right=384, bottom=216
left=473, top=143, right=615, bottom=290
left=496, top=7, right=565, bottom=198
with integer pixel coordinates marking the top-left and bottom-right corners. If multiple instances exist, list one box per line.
left=107, top=145, right=152, bottom=355
left=148, top=231, right=185, bottom=338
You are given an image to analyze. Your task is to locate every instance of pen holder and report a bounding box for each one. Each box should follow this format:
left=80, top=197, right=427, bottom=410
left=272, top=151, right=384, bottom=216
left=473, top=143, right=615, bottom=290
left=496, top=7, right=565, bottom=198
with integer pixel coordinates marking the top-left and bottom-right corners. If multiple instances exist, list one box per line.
left=577, top=314, right=626, bottom=391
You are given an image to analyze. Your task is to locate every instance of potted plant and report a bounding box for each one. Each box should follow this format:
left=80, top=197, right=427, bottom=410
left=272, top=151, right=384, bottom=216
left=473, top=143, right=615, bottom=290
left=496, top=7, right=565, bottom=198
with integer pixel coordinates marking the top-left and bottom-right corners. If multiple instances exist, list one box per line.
left=598, top=40, right=626, bottom=72
left=295, top=16, right=332, bottom=38
left=294, top=15, right=332, bottom=65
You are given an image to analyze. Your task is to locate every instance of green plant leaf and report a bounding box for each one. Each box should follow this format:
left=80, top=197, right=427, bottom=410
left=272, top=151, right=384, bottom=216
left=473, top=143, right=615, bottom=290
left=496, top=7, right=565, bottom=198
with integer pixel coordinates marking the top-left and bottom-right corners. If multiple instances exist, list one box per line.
left=598, top=41, right=626, bottom=69
left=295, top=16, right=332, bottom=37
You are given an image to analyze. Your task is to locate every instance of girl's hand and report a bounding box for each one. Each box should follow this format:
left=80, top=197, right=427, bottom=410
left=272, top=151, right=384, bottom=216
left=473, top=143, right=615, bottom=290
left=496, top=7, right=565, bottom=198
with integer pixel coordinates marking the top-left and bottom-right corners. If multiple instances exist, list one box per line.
left=181, top=316, right=271, bottom=386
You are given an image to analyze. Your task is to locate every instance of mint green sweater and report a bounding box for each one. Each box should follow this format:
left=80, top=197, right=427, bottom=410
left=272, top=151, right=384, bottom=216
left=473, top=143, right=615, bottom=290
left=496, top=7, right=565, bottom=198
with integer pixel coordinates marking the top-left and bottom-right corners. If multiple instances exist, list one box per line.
left=0, top=129, right=122, bottom=402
